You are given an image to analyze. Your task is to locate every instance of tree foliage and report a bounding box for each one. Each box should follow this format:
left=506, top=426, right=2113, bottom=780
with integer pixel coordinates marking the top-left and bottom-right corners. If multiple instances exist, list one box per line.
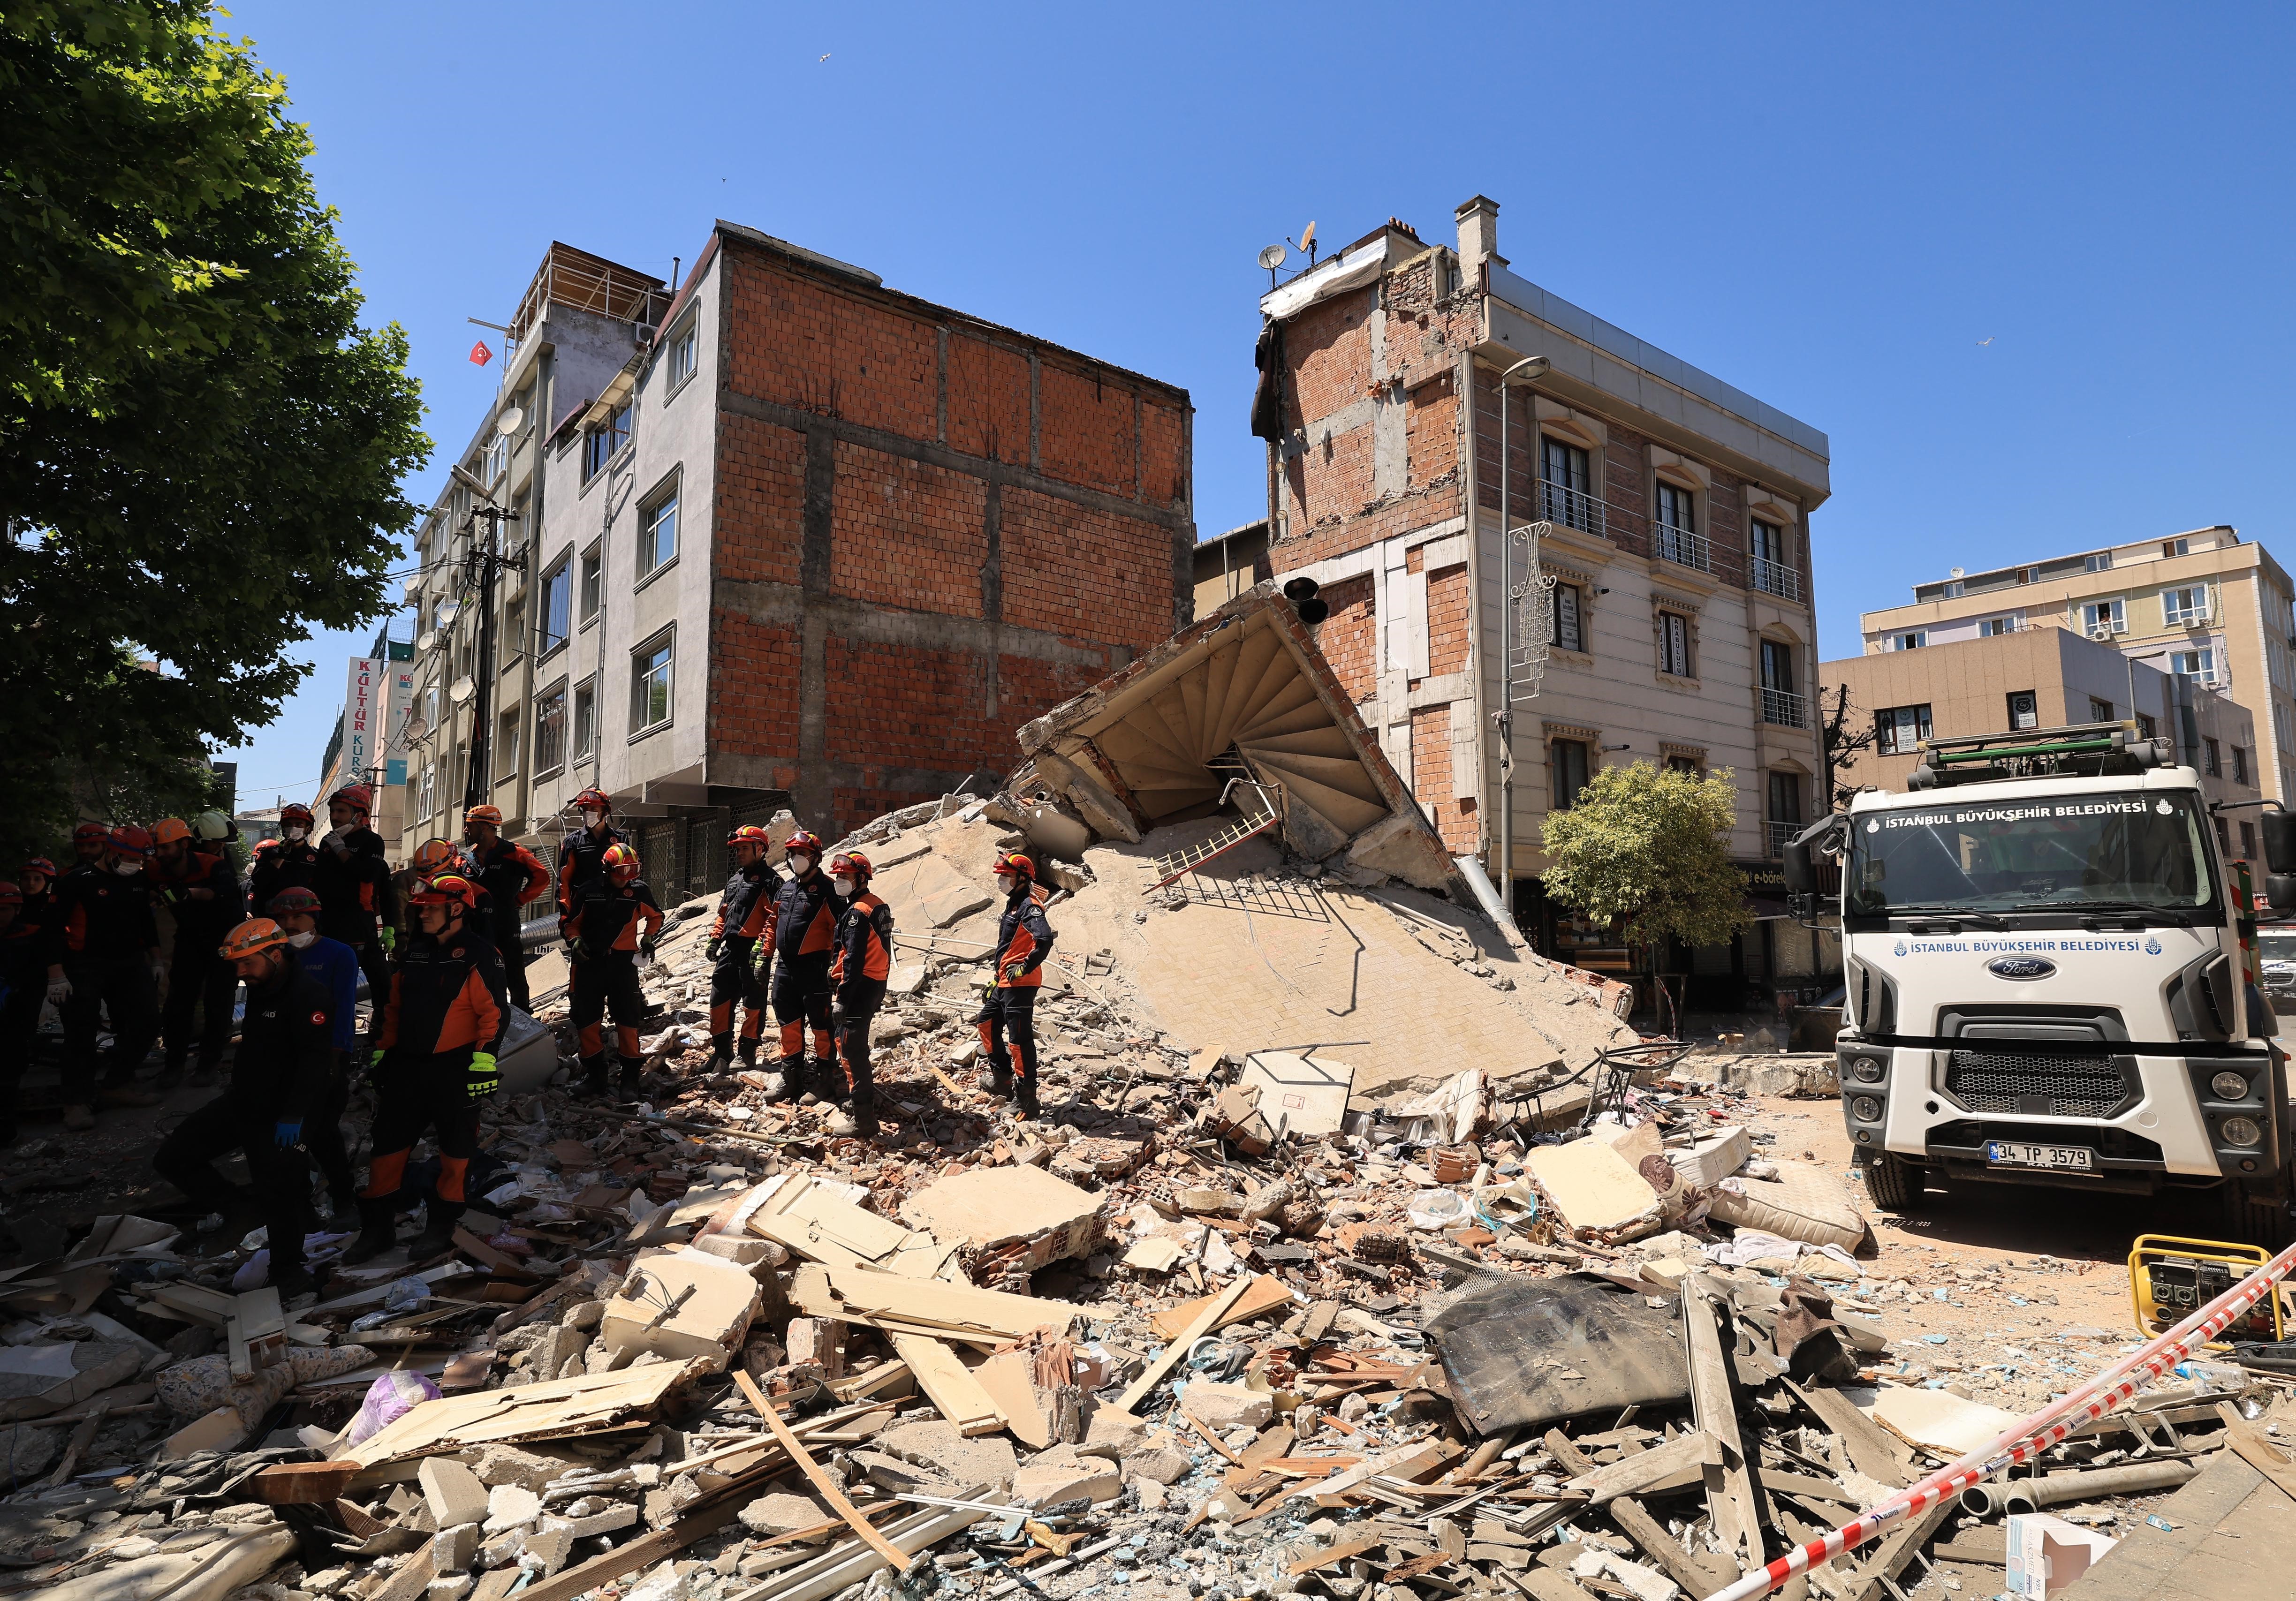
left=0, top=1, right=429, bottom=856
left=1539, top=761, right=1752, bottom=952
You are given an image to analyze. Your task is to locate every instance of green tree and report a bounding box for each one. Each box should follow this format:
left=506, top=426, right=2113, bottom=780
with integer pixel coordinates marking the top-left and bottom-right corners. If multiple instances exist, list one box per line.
left=1540, top=761, right=1752, bottom=951
left=0, top=1, right=429, bottom=858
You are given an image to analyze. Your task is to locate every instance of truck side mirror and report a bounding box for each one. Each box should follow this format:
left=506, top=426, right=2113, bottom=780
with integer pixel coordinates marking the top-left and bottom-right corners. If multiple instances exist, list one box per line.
left=2263, top=810, right=2296, bottom=876
left=1782, top=838, right=1815, bottom=898
left=2267, top=874, right=2296, bottom=920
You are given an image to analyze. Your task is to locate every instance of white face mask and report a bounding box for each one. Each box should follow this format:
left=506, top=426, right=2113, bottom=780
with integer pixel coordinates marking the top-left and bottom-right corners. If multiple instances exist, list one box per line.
left=115, top=861, right=142, bottom=876
left=994, top=874, right=1016, bottom=895
left=582, top=810, right=605, bottom=830
left=284, top=826, right=307, bottom=841
left=287, top=930, right=316, bottom=949
left=789, top=853, right=816, bottom=876
left=831, top=877, right=855, bottom=899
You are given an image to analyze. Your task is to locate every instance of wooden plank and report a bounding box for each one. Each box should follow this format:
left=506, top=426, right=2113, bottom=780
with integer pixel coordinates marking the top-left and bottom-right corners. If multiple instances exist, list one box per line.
left=735, top=1369, right=911, bottom=1571
left=790, top=1262, right=1085, bottom=1342
left=1684, top=1275, right=1764, bottom=1574
left=1115, top=1275, right=1252, bottom=1414
left=1561, top=1429, right=1719, bottom=1504
left=1149, top=1272, right=1296, bottom=1342
left=1786, top=1378, right=1910, bottom=1488
left=1838, top=1495, right=1954, bottom=1601
left=452, top=1226, right=541, bottom=1281
left=1544, top=1427, right=1732, bottom=1597
left=515, top=1497, right=745, bottom=1601
left=1287, top=1534, right=1385, bottom=1575
left=889, top=1332, right=1002, bottom=1437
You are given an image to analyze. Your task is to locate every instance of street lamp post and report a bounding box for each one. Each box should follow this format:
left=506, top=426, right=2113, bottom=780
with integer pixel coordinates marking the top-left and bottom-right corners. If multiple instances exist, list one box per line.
left=1493, top=355, right=1550, bottom=933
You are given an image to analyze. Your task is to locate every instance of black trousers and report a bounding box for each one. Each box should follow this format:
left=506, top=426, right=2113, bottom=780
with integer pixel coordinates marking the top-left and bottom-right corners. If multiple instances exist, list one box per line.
left=491, top=916, right=531, bottom=1013
left=834, top=1005, right=879, bottom=1107
left=570, top=950, right=647, bottom=1060
left=771, top=956, right=833, bottom=1065
left=62, top=954, right=159, bottom=1096
left=155, top=1095, right=311, bottom=1278
left=351, top=940, right=390, bottom=1042
left=709, top=936, right=768, bottom=1046
left=0, top=978, right=42, bottom=1134
left=362, top=1049, right=481, bottom=1210
left=974, top=986, right=1039, bottom=1088
left=161, top=939, right=238, bottom=1072
left=305, top=1051, right=356, bottom=1206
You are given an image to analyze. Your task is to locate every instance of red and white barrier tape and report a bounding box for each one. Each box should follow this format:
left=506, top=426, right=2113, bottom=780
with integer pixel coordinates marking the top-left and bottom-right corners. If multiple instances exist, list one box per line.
left=1700, top=1236, right=2296, bottom=1601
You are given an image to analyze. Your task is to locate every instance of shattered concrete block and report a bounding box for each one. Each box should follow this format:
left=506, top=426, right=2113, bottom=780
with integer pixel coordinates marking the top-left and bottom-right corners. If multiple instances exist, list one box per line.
left=1121, top=1442, right=1193, bottom=1486
left=1342, top=812, right=1453, bottom=892
left=601, top=1247, right=764, bottom=1373
left=1180, top=1381, right=1272, bottom=1431
left=515, top=1525, right=576, bottom=1576
left=0, top=1423, right=58, bottom=1485
left=527, top=1325, right=586, bottom=1381
left=871, top=1417, right=1020, bottom=1492
left=419, top=1458, right=490, bottom=1529
left=1053, top=764, right=1140, bottom=845
left=899, top=1163, right=1106, bottom=1270
left=483, top=1483, right=541, bottom=1532
left=471, top=1444, right=563, bottom=1491
left=550, top=1503, right=640, bottom=1540
left=1082, top=1406, right=1149, bottom=1455
left=691, top=1233, right=778, bottom=1269
left=854, top=1449, right=952, bottom=1496
left=738, top=1491, right=834, bottom=1539
left=1011, top=1444, right=1124, bottom=1509
left=784, top=1317, right=845, bottom=1379
left=426, top=1578, right=473, bottom=1601
left=432, top=1523, right=480, bottom=1574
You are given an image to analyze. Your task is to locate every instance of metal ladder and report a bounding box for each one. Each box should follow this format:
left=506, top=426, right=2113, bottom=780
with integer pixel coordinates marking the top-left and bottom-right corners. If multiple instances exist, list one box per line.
left=1145, top=775, right=1283, bottom=891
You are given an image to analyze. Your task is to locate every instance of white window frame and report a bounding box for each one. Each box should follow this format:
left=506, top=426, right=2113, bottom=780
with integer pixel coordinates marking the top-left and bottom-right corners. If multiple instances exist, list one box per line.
left=1658, top=612, right=1693, bottom=679
left=2084, top=551, right=2113, bottom=573
left=532, top=684, right=567, bottom=777
left=1877, top=703, right=1932, bottom=755
left=579, top=543, right=603, bottom=626
left=1892, top=630, right=1926, bottom=650
left=1978, top=616, right=2016, bottom=637
left=2163, top=584, right=2210, bottom=626
left=666, top=317, right=700, bottom=393
left=630, top=630, right=675, bottom=737
left=639, top=484, right=679, bottom=581
left=2170, top=647, right=2221, bottom=686
left=2081, top=598, right=2126, bottom=637
left=538, top=553, right=572, bottom=658
left=573, top=678, right=598, bottom=764
left=1553, top=583, right=1584, bottom=653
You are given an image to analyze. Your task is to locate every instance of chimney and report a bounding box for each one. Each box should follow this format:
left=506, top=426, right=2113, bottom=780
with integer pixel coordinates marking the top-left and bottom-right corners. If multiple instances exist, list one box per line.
left=1455, top=194, right=1506, bottom=272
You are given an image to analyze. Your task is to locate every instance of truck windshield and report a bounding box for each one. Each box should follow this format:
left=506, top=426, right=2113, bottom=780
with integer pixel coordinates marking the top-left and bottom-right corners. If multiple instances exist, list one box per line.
left=1847, top=792, right=2217, bottom=917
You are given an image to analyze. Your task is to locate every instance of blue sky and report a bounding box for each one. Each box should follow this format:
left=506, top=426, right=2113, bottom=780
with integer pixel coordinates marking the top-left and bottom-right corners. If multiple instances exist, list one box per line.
left=213, top=0, right=2296, bottom=809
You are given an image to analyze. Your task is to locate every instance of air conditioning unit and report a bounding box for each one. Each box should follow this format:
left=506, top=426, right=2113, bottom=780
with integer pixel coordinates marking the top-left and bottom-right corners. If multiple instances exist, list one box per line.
left=634, top=323, right=657, bottom=348
left=2089, top=627, right=2114, bottom=642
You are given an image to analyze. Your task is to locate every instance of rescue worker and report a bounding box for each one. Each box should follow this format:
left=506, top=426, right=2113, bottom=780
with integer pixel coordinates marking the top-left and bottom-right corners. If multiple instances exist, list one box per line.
left=267, top=887, right=361, bottom=1220
left=759, top=829, right=837, bottom=1100
left=341, top=875, right=507, bottom=1264
left=462, top=806, right=551, bottom=1013
left=153, top=918, right=332, bottom=1306
left=152, top=817, right=249, bottom=1089
left=556, top=787, right=627, bottom=921
left=827, top=851, right=894, bottom=1138
left=310, top=785, right=398, bottom=1025
left=66, top=820, right=110, bottom=873
left=53, top=823, right=164, bottom=1127
left=0, top=883, right=45, bottom=1147
left=564, top=842, right=664, bottom=1100
left=703, top=825, right=779, bottom=1073
left=248, top=804, right=322, bottom=907
left=977, top=850, right=1055, bottom=1120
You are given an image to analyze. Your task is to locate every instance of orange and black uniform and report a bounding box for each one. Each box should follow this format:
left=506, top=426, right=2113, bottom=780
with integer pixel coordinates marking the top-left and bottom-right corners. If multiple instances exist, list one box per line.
left=556, top=822, right=629, bottom=920
left=248, top=836, right=321, bottom=908
left=468, top=838, right=551, bottom=1012
left=708, top=858, right=780, bottom=1061
left=761, top=868, right=839, bottom=1094
left=829, top=886, right=894, bottom=1117
left=565, top=876, right=664, bottom=1090
left=311, top=825, right=398, bottom=1024
left=55, top=861, right=162, bottom=1098
left=155, top=948, right=333, bottom=1286
left=976, top=881, right=1055, bottom=1114
left=362, top=923, right=508, bottom=1233
left=155, top=844, right=246, bottom=1081
left=0, top=885, right=60, bottom=1142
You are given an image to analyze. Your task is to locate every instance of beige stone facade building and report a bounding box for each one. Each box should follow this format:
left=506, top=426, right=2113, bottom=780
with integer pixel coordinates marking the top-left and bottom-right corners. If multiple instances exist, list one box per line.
left=1821, top=625, right=2267, bottom=872
left=1857, top=525, right=2296, bottom=807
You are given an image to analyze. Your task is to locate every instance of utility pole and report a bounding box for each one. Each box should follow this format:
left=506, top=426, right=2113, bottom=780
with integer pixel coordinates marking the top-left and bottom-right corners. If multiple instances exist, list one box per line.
left=449, top=462, right=517, bottom=816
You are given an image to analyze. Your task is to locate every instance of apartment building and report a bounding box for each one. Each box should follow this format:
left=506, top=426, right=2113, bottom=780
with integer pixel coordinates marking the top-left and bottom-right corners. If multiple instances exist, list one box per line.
left=1253, top=195, right=1832, bottom=1006
left=396, top=229, right=1194, bottom=899
left=1822, top=625, right=2267, bottom=871
left=1858, top=525, right=2296, bottom=807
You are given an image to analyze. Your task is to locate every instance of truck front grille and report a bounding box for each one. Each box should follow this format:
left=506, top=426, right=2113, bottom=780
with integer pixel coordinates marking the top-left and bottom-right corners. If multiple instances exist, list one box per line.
left=1943, top=1050, right=2132, bottom=1118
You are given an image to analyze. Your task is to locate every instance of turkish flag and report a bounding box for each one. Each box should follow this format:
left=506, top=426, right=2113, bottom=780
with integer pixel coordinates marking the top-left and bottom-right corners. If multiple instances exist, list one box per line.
left=470, top=340, right=493, bottom=366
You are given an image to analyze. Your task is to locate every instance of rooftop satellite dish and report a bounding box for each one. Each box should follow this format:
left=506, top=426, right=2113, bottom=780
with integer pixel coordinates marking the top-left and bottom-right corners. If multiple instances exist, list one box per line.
left=1257, top=243, right=1286, bottom=271
left=1950, top=567, right=1965, bottom=578
left=496, top=407, right=524, bottom=437
left=1300, top=220, right=1317, bottom=257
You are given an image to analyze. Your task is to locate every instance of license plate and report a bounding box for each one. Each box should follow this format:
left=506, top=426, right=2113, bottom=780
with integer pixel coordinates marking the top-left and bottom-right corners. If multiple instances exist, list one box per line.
left=1985, top=1140, right=2096, bottom=1171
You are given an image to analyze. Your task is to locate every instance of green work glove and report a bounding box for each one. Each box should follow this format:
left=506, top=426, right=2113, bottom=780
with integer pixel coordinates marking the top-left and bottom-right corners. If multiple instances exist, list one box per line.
left=368, top=1047, right=386, bottom=1072
left=640, top=933, right=659, bottom=959
left=378, top=925, right=396, bottom=953
left=705, top=938, right=724, bottom=962
left=465, top=1050, right=500, bottom=1100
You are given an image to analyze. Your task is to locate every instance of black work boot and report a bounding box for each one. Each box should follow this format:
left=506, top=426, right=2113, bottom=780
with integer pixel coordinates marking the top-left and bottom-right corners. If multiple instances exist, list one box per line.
left=153, top=1056, right=187, bottom=1092
left=705, top=1033, right=733, bottom=1074
left=778, top=1055, right=810, bottom=1102
left=850, top=1086, right=880, bottom=1139
left=579, top=1052, right=612, bottom=1097
left=1015, top=1077, right=1041, bottom=1121
left=736, top=1038, right=759, bottom=1069
left=988, top=1058, right=1014, bottom=1100
left=404, top=1199, right=464, bottom=1260
left=338, top=1197, right=400, bottom=1266
left=616, top=1054, right=645, bottom=1101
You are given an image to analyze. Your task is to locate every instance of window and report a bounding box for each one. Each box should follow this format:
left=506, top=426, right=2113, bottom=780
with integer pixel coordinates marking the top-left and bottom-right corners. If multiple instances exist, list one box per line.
left=2281, top=704, right=2294, bottom=753
left=2216, top=816, right=2232, bottom=853
left=2243, top=820, right=2258, bottom=859
left=1540, top=437, right=1596, bottom=530
left=1891, top=630, right=1926, bottom=650
left=573, top=679, right=597, bottom=762
left=667, top=319, right=699, bottom=390
left=2089, top=696, right=2116, bottom=723
left=2204, top=737, right=2222, bottom=776
left=1760, top=638, right=1793, bottom=689
left=1751, top=520, right=1784, bottom=565
left=1942, top=581, right=1965, bottom=598
left=533, top=687, right=566, bottom=775
left=2015, top=566, right=2037, bottom=585
left=2234, top=746, right=2250, bottom=784
left=2082, top=598, right=2126, bottom=636
left=1666, top=754, right=1702, bottom=775
left=580, top=544, right=602, bottom=624
left=497, top=709, right=521, bottom=777
left=2084, top=551, right=2114, bottom=573
left=1658, top=612, right=1692, bottom=678
left=1552, top=583, right=1584, bottom=652
left=1876, top=704, right=1932, bottom=755
left=1655, top=482, right=1694, bottom=532
left=2164, top=537, right=2190, bottom=559
left=630, top=631, right=674, bottom=733
left=2163, top=584, right=2209, bottom=625
left=583, top=401, right=631, bottom=483
left=423, top=685, right=439, bottom=734
left=1550, top=739, right=1590, bottom=811
left=2007, top=690, right=2038, bottom=731
left=1750, top=519, right=1796, bottom=598
left=1979, top=616, right=2016, bottom=636
left=1767, top=771, right=1803, bottom=857
left=539, top=555, right=571, bottom=657
left=417, top=765, right=436, bottom=822
left=501, top=600, right=524, bottom=670
left=2137, top=711, right=2158, bottom=740
left=640, top=487, right=678, bottom=578
left=2170, top=648, right=2220, bottom=685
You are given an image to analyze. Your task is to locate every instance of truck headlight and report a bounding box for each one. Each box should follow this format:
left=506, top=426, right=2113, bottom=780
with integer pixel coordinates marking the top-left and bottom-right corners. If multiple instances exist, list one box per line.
left=1850, top=1056, right=1886, bottom=1084
left=2212, top=1072, right=2251, bottom=1100
left=1852, top=1095, right=1884, bottom=1123
left=2220, top=1116, right=2263, bottom=1148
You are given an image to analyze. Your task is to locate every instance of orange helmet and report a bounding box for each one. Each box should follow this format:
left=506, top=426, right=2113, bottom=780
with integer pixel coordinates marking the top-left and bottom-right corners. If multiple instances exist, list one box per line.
left=330, top=783, right=372, bottom=816
left=830, top=851, right=873, bottom=882
left=464, top=804, right=504, bottom=828
left=993, top=850, right=1036, bottom=881
left=108, top=823, right=153, bottom=859
left=601, top=843, right=641, bottom=884
left=267, top=887, right=322, bottom=918
left=152, top=818, right=193, bottom=847
left=409, top=874, right=479, bottom=913
left=21, top=857, right=55, bottom=882
left=219, top=918, right=291, bottom=960
left=279, top=802, right=314, bottom=829
left=727, top=823, right=771, bottom=847
left=73, top=821, right=110, bottom=846
left=573, top=787, right=612, bottom=813
left=411, top=839, right=462, bottom=875
left=0, top=883, right=19, bottom=908
left=783, top=829, right=823, bottom=857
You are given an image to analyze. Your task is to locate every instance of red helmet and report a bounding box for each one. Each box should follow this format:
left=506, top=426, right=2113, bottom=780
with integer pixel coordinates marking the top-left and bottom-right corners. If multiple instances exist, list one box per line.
left=73, top=821, right=110, bottom=845
left=830, top=851, right=873, bottom=882
left=409, top=874, right=480, bottom=913
left=573, top=787, right=612, bottom=813
left=219, top=917, right=291, bottom=961
left=152, top=818, right=193, bottom=847
left=279, top=803, right=314, bottom=829
left=108, top=823, right=153, bottom=859
left=267, top=887, right=322, bottom=918
left=0, top=883, right=20, bottom=908
left=464, top=804, right=504, bottom=828
left=330, top=784, right=372, bottom=816
left=411, top=839, right=462, bottom=875
left=601, top=842, right=641, bottom=884
left=727, top=823, right=771, bottom=847
left=22, top=857, right=55, bottom=880
left=783, top=829, right=823, bottom=857
left=993, top=850, right=1036, bottom=881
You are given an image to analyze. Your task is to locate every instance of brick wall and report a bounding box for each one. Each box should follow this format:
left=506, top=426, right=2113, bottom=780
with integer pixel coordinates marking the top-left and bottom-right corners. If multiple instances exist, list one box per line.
left=1410, top=704, right=1475, bottom=852
left=706, top=235, right=1193, bottom=838
left=1425, top=562, right=1470, bottom=678
left=1314, top=575, right=1378, bottom=704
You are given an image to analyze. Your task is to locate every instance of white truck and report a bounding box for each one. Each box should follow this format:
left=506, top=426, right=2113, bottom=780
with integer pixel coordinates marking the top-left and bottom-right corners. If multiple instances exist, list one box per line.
left=1782, top=720, right=2296, bottom=1245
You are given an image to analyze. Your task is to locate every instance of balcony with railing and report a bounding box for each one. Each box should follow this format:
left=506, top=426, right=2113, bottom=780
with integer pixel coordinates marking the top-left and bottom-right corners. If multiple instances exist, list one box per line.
left=1655, top=521, right=1711, bottom=573
left=1760, top=686, right=1807, bottom=728
left=1765, top=820, right=1803, bottom=859
left=1538, top=479, right=1607, bottom=537
left=1750, top=555, right=1801, bottom=602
